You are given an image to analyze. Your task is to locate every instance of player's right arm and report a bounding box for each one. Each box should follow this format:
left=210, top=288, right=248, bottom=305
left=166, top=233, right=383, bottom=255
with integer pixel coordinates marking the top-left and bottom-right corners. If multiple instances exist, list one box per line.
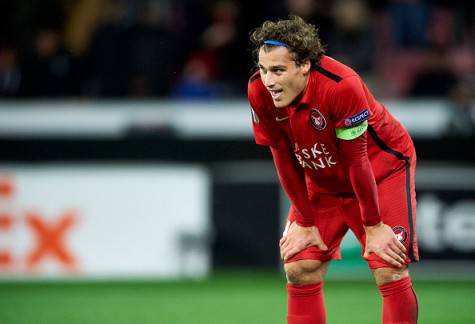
left=247, top=75, right=312, bottom=226
left=269, top=142, right=312, bottom=227
left=270, top=142, right=328, bottom=261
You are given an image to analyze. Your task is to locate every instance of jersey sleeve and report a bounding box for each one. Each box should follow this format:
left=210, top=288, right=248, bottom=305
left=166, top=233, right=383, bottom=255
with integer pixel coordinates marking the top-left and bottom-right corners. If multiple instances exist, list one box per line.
left=247, top=82, right=285, bottom=146
left=331, top=76, right=371, bottom=140
left=339, top=133, right=381, bottom=226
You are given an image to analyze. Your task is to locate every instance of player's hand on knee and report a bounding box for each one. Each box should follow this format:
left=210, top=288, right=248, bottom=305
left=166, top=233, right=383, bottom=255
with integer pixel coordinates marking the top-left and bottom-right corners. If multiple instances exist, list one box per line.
left=280, top=222, right=328, bottom=261
left=363, top=222, right=407, bottom=268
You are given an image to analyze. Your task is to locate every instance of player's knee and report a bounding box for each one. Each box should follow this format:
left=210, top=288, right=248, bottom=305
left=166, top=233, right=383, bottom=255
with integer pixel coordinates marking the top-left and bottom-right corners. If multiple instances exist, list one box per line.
left=284, top=260, right=328, bottom=285
left=372, top=266, right=409, bottom=286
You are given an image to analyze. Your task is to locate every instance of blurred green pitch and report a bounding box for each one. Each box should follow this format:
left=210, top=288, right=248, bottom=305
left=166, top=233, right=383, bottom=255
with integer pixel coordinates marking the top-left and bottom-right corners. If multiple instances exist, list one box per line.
left=0, top=272, right=474, bottom=324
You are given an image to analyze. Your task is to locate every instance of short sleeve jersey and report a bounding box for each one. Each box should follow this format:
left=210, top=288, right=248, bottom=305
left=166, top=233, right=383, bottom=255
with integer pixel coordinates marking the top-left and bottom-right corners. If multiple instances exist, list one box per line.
left=247, top=56, right=415, bottom=201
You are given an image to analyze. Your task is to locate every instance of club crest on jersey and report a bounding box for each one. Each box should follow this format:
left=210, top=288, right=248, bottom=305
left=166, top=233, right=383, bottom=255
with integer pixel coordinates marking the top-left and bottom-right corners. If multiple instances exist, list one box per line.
left=392, top=226, right=408, bottom=244
left=310, top=108, right=326, bottom=130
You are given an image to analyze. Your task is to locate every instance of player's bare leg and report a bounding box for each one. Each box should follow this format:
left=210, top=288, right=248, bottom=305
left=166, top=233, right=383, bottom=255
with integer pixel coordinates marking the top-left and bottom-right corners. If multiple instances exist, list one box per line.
left=373, top=266, right=418, bottom=324
left=285, top=259, right=329, bottom=285
left=373, top=266, right=409, bottom=285
left=284, top=260, right=329, bottom=324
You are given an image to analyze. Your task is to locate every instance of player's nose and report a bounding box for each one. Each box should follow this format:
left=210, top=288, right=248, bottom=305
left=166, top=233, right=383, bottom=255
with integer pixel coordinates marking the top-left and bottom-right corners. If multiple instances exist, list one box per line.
left=263, top=73, right=276, bottom=88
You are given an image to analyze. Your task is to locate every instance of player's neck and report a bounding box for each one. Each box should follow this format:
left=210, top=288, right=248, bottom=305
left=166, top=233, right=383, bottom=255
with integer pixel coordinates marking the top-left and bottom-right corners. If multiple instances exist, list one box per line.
left=290, top=74, right=310, bottom=107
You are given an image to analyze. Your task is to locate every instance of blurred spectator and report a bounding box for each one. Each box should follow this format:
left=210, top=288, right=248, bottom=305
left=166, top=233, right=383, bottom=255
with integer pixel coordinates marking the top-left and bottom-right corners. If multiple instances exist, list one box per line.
left=327, top=0, right=375, bottom=74
left=448, top=80, right=475, bottom=137
left=20, top=27, right=79, bottom=97
left=172, top=55, right=220, bottom=99
left=127, top=0, right=182, bottom=97
left=173, top=0, right=244, bottom=98
left=201, top=0, right=246, bottom=95
left=0, top=46, right=21, bottom=98
left=427, top=6, right=456, bottom=48
left=389, top=0, right=430, bottom=48
left=281, top=0, right=335, bottom=45
left=409, top=47, right=460, bottom=97
left=83, top=0, right=183, bottom=97
left=0, top=0, right=473, bottom=101
left=83, top=0, right=131, bottom=97
left=431, top=0, right=475, bottom=44
left=64, top=0, right=104, bottom=55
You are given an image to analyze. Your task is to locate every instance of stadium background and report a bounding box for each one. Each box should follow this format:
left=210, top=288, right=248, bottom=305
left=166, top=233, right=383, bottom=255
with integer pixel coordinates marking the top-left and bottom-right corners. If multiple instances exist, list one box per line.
left=0, top=0, right=474, bottom=323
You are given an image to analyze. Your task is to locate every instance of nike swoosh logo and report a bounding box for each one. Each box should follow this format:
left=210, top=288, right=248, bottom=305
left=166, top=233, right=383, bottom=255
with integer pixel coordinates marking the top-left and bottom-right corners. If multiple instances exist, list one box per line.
left=275, top=116, right=290, bottom=122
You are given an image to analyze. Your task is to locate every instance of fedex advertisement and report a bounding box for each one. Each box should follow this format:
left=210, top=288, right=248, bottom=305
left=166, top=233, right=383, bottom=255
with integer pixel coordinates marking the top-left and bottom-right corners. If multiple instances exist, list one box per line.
left=0, top=164, right=210, bottom=279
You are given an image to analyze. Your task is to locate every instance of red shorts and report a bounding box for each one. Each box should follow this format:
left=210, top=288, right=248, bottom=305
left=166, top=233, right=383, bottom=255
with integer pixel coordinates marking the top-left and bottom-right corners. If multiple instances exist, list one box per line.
left=284, top=163, right=419, bottom=269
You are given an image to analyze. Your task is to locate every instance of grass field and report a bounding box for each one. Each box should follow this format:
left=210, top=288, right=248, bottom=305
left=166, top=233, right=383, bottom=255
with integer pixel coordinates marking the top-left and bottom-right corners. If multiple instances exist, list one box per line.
left=1, top=271, right=474, bottom=324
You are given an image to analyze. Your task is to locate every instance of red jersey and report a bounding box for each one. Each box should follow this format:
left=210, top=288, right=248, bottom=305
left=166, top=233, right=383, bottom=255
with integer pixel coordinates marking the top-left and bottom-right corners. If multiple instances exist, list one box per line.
left=248, top=56, right=415, bottom=202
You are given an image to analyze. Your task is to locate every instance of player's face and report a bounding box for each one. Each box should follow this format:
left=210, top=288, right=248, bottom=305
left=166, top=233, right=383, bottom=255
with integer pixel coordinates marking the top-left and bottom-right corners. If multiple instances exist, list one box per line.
left=258, top=46, right=311, bottom=108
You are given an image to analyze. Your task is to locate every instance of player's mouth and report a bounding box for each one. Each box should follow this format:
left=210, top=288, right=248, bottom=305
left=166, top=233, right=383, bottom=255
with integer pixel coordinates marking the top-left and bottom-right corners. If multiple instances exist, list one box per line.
left=269, top=89, right=283, bottom=100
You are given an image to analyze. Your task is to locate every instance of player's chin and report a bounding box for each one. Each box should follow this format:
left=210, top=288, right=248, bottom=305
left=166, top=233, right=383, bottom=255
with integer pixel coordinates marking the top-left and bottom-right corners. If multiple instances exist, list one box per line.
left=273, top=98, right=288, bottom=108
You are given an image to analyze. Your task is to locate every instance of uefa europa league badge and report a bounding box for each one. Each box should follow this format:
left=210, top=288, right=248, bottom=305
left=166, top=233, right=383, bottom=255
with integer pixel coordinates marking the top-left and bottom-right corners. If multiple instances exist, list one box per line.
left=310, top=108, right=326, bottom=130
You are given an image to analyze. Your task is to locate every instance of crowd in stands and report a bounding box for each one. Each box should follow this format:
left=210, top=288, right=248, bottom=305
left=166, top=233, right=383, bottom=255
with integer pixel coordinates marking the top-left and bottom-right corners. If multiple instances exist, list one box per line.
left=0, top=0, right=474, bottom=101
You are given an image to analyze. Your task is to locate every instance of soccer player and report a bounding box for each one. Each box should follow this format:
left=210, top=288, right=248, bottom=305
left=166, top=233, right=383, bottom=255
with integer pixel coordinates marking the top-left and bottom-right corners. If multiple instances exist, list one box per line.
left=247, top=16, right=419, bottom=324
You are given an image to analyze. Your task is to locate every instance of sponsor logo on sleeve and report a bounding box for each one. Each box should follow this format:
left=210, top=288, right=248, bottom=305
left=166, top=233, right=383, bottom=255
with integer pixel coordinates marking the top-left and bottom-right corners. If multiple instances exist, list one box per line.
left=310, top=108, right=326, bottom=130
left=344, top=108, right=369, bottom=127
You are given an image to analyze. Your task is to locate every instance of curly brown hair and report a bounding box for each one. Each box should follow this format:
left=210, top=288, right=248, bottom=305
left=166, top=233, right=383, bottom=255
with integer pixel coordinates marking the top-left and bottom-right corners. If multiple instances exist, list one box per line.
left=250, top=15, right=325, bottom=68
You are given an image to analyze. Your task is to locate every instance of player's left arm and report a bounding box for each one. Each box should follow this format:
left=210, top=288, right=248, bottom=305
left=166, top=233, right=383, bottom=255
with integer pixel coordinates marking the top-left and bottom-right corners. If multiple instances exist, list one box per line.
left=339, top=133, right=406, bottom=268
left=333, top=76, right=406, bottom=267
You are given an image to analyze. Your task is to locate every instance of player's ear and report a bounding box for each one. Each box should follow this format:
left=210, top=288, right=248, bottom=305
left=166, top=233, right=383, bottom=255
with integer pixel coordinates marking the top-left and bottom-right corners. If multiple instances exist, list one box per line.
left=301, top=59, right=311, bottom=75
